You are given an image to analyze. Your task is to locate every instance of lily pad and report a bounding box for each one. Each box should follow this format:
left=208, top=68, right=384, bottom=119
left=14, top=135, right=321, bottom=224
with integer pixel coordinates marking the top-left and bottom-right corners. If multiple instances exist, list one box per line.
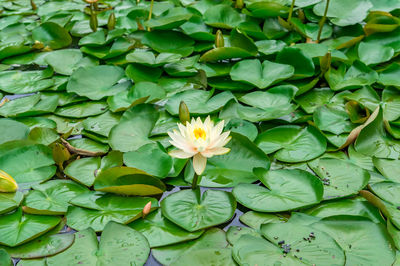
left=233, top=168, right=323, bottom=212
left=0, top=191, right=23, bottom=215
left=67, top=65, right=125, bottom=100
left=32, top=22, right=72, bottom=49
left=256, top=125, right=327, bottom=163
left=23, top=180, right=88, bottom=215
left=0, top=143, right=56, bottom=189
left=45, top=222, right=150, bottom=265
left=161, top=188, right=236, bottom=232
left=67, top=191, right=158, bottom=231
left=153, top=228, right=231, bottom=265
left=230, top=59, right=294, bottom=89
left=93, top=166, right=166, bottom=196
left=129, top=209, right=203, bottom=248
left=1, top=232, right=74, bottom=259
left=0, top=208, right=60, bottom=247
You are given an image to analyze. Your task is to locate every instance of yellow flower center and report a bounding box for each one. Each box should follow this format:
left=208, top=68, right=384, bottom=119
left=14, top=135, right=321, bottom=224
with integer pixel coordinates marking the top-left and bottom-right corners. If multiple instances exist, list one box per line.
left=193, top=127, right=206, bottom=140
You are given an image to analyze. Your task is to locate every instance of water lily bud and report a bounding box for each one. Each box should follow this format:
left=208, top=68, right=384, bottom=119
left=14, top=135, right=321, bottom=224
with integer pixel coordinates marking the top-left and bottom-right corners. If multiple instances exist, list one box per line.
left=32, top=40, right=44, bottom=50
left=215, top=30, right=224, bottom=48
left=179, top=101, right=190, bottom=124
left=52, top=142, right=71, bottom=166
left=235, top=0, right=244, bottom=9
left=90, top=13, right=98, bottom=32
left=319, top=51, right=331, bottom=75
left=30, top=0, right=37, bottom=10
left=142, top=201, right=152, bottom=218
left=107, top=12, right=116, bottom=31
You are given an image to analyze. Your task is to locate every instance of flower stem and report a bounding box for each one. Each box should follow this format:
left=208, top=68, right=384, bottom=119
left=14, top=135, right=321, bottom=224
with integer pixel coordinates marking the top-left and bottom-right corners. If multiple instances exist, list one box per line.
left=191, top=173, right=198, bottom=190
left=317, top=0, right=330, bottom=42
left=287, top=0, right=296, bottom=22
left=147, top=0, right=154, bottom=31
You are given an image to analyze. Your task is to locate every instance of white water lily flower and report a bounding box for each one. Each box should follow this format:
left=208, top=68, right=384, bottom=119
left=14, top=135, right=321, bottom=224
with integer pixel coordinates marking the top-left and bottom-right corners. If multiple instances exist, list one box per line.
left=168, top=116, right=231, bottom=175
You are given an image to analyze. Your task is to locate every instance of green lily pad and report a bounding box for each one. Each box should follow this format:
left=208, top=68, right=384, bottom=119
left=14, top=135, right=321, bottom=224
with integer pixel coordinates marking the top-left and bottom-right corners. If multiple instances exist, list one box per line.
left=23, top=180, right=88, bottom=215
left=54, top=101, right=108, bottom=118
left=129, top=209, right=203, bottom=248
left=232, top=234, right=300, bottom=265
left=0, top=208, right=61, bottom=247
left=370, top=181, right=400, bottom=206
left=373, top=157, right=400, bottom=183
left=358, top=42, right=394, bottom=65
left=126, top=50, right=181, bottom=67
left=0, top=68, right=53, bottom=94
left=235, top=85, right=297, bottom=122
left=276, top=47, right=315, bottom=79
left=123, top=143, right=173, bottom=178
left=378, top=63, right=400, bottom=87
left=304, top=198, right=384, bottom=223
left=355, top=107, right=400, bottom=159
left=230, top=59, right=294, bottom=89
left=203, top=4, right=241, bottom=29
left=0, top=191, right=23, bottom=215
left=161, top=189, right=236, bottom=232
left=82, top=111, right=121, bottom=137
left=67, top=191, right=158, bottom=232
left=313, top=0, right=373, bottom=26
left=233, top=168, right=323, bottom=212
left=0, top=143, right=56, bottom=189
left=44, top=49, right=97, bottom=76
left=261, top=220, right=345, bottom=265
left=142, top=30, right=194, bottom=57
left=312, top=216, right=396, bottom=265
left=1, top=232, right=74, bottom=259
left=93, top=166, right=166, bottom=196
left=166, top=90, right=235, bottom=116
left=152, top=228, right=231, bottom=265
left=109, top=104, right=159, bottom=152
left=325, top=61, right=378, bottom=91
left=67, top=65, right=125, bottom=100
left=45, top=222, right=150, bottom=265
left=145, top=7, right=192, bottom=30
left=256, top=125, right=327, bottom=163
left=308, top=158, right=370, bottom=200
left=0, top=94, right=58, bottom=118
left=28, top=127, right=59, bottom=146
left=239, top=211, right=287, bottom=229
left=32, top=22, right=72, bottom=49
left=64, top=157, right=100, bottom=187
left=0, top=119, right=29, bottom=145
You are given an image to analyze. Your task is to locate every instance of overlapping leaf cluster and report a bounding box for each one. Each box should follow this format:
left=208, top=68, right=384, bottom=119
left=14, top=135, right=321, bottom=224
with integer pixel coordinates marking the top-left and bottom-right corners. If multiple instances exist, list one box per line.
left=0, top=0, right=400, bottom=265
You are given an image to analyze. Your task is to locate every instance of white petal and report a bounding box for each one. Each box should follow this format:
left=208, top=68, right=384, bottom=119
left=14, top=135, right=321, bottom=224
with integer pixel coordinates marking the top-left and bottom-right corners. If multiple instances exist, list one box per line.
left=178, top=123, right=187, bottom=137
left=209, top=132, right=231, bottom=149
left=169, top=149, right=195, bottom=159
left=201, top=147, right=230, bottom=157
left=193, top=153, right=207, bottom=175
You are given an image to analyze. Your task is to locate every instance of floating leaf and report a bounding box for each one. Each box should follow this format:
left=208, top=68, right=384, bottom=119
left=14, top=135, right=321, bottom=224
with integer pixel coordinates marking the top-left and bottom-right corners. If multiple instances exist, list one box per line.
left=233, top=168, right=323, bottom=212
left=0, top=208, right=60, bottom=247
left=129, top=209, right=203, bottom=248
left=67, top=192, right=158, bottom=231
left=161, top=189, right=236, bottom=232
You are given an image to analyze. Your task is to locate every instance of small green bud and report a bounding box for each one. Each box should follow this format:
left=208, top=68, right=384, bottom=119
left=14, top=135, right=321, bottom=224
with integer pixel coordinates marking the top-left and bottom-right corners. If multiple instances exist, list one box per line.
left=215, top=30, right=224, bottom=48
left=235, top=0, right=244, bottom=9
left=52, top=142, right=71, bottom=166
left=30, top=0, right=37, bottom=10
left=90, top=12, right=98, bottom=32
left=179, top=101, right=190, bottom=124
left=108, top=12, right=116, bottom=31
left=319, top=51, right=331, bottom=75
